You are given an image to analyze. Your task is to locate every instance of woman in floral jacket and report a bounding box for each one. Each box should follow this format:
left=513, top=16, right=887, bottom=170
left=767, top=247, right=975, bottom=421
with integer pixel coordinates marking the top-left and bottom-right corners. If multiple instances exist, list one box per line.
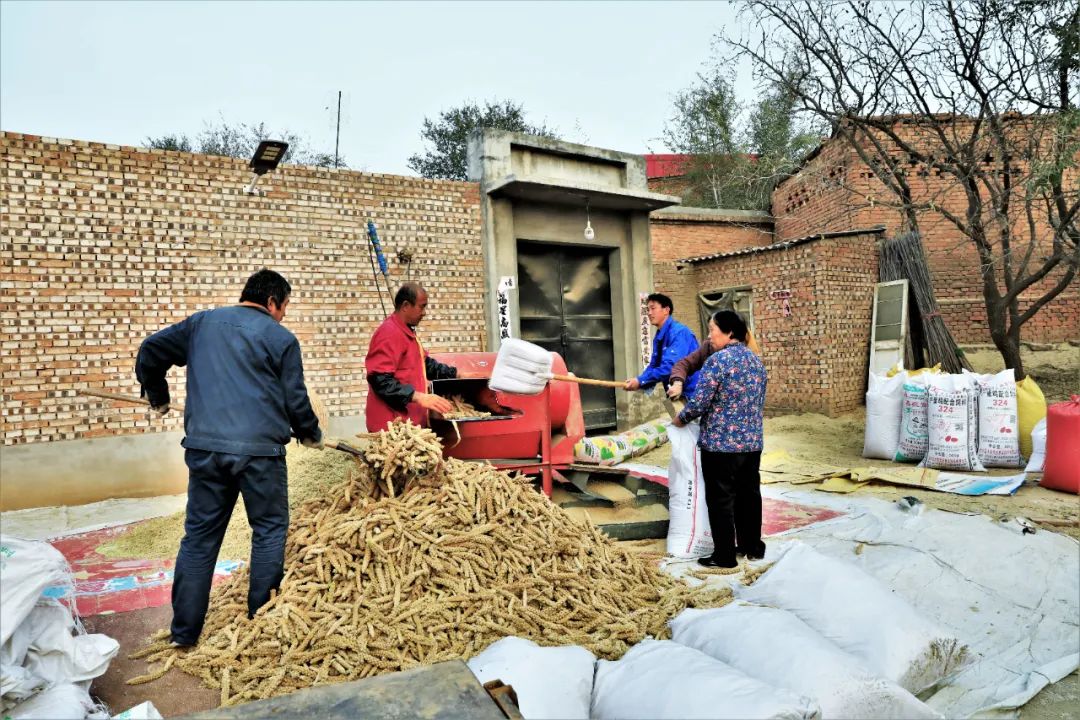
left=673, top=310, right=768, bottom=569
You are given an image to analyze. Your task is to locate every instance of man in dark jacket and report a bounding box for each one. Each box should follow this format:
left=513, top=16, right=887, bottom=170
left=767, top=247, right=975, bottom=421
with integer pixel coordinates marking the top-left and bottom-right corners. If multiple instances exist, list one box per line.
left=136, top=269, right=322, bottom=647
left=365, top=283, right=457, bottom=431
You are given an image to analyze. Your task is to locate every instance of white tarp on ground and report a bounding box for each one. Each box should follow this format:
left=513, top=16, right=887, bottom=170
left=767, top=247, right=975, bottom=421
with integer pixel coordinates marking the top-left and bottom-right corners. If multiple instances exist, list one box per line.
left=720, top=491, right=1080, bottom=719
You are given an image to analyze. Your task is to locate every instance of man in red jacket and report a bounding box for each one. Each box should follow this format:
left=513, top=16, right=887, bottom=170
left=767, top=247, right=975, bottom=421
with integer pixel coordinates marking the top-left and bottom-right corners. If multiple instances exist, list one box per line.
left=365, top=283, right=457, bottom=432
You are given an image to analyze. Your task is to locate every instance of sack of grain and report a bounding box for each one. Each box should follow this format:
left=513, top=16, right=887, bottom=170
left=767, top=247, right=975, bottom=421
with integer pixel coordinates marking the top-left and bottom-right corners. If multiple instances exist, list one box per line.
left=666, top=423, right=713, bottom=559
left=468, top=636, right=594, bottom=720
left=736, top=542, right=970, bottom=694
left=591, top=639, right=820, bottom=720
left=864, top=372, right=906, bottom=460
left=923, top=374, right=985, bottom=472
left=971, top=369, right=1022, bottom=468
left=671, top=605, right=940, bottom=719
left=894, top=377, right=930, bottom=463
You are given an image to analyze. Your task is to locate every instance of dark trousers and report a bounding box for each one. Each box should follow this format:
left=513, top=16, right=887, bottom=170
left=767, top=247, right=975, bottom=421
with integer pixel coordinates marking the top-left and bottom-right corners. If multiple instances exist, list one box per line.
left=700, top=450, right=764, bottom=564
left=171, top=450, right=288, bottom=645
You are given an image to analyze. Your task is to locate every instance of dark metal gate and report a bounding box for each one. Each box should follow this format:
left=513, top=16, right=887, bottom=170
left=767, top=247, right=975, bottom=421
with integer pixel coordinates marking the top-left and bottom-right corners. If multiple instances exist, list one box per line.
left=517, top=242, right=617, bottom=430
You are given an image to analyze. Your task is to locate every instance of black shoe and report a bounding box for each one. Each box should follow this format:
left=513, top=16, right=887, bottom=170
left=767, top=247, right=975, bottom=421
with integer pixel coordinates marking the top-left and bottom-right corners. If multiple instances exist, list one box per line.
left=736, top=545, right=766, bottom=561
left=697, top=556, right=738, bottom=569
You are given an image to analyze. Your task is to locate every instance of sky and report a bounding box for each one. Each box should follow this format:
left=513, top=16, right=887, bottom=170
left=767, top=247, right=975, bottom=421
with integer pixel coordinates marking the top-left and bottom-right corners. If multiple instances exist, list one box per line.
left=0, top=1, right=755, bottom=175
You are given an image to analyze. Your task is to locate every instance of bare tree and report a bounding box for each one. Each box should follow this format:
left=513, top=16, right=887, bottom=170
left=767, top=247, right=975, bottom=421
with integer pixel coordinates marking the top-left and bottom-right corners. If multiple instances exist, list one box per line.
left=724, top=0, right=1079, bottom=377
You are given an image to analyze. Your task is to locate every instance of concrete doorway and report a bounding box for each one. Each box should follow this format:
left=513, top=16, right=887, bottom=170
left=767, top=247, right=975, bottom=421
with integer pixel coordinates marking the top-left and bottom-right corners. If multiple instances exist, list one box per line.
left=517, top=241, right=617, bottom=429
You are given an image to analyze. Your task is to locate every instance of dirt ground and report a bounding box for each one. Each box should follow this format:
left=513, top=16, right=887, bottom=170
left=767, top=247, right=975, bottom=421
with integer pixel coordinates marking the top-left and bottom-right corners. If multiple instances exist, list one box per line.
left=963, top=342, right=1078, bottom=404
left=85, top=606, right=219, bottom=717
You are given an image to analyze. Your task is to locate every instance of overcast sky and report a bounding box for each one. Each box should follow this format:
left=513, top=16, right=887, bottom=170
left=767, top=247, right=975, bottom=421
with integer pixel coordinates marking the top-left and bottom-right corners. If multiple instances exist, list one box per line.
left=0, top=1, right=754, bottom=175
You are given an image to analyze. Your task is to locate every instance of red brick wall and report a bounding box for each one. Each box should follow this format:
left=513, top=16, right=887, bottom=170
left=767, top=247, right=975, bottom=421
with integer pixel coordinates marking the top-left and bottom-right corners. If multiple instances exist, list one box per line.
left=650, top=210, right=775, bottom=333
left=772, top=132, right=1079, bottom=345
left=690, top=230, right=882, bottom=416
left=0, top=132, right=485, bottom=446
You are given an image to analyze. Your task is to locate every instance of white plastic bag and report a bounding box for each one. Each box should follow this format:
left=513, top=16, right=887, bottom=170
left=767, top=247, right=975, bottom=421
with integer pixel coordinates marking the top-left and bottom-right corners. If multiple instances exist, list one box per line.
left=665, top=423, right=713, bottom=558
left=467, top=637, right=594, bottom=720
left=735, top=542, right=970, bottom=694
left=924, top=374, right=985, bottom=472
left=22, top=601, right=118, bottom=685
left=670, top=605, right=940, bottom=719
left=974, top=369, right=1022, bottom=468
left=0, top=537, right=73, bottom=647
left=864, top=372, right=906, bottom=460
left=5, top=681, right=95, bottom=719
left=591, top=639, right=820, bottom=720
left=1025, top=418, right=1047, bottom=472
left=894, top=377, right=929, bottom=463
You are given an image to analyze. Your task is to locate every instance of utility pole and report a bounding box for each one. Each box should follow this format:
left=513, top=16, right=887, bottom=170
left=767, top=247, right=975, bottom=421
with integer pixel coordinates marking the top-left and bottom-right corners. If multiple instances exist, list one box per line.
left=334, top=90, right=342, bottom=169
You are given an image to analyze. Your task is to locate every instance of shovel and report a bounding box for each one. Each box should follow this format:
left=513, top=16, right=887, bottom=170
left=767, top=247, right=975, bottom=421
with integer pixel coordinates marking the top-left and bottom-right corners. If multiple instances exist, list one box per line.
left=79, top=389, right=185, bottom=414
left=488, top=338, right=626, bottom=395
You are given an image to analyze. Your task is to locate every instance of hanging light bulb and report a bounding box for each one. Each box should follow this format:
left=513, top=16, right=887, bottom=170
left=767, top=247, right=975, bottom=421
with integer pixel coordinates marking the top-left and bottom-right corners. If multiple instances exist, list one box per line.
left=583, top=199, right=595, bottom=240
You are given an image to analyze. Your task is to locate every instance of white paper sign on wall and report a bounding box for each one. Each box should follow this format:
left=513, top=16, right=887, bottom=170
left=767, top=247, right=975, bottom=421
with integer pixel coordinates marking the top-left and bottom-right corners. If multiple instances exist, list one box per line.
left=497, top=276, right=516, bottom=340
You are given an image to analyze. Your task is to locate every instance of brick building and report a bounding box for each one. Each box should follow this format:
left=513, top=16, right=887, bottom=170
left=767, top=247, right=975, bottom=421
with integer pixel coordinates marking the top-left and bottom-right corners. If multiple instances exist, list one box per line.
left=769, top=123, right=1080, bottom=345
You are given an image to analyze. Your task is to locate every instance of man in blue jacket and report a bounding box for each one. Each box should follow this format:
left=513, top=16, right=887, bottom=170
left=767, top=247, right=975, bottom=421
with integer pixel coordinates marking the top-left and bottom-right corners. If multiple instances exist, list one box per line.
left=136, top=269, right=322, bottom=647
left=623, top=293, right=700, bottom=395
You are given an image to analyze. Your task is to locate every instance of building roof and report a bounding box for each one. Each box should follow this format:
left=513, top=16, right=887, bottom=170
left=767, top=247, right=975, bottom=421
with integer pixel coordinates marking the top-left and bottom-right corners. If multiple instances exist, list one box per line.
left=678, top=226, right=885, bottom=264
left=644, top=154, right=693, bottom=179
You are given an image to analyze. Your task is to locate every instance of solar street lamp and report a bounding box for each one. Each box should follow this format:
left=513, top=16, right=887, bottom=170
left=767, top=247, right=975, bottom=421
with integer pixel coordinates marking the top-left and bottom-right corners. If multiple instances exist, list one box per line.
left=243, top=140, right=289, bottom=195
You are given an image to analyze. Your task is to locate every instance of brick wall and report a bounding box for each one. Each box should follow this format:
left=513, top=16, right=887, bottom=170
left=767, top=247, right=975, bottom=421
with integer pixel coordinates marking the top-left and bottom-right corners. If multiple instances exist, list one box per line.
left=690, top=230, right=882, bottom=416
left=771, top=131, right=1079, bottom=345
left=0, top=132, right=484, bottom=446
left=650, top=208, right=774, bottom=333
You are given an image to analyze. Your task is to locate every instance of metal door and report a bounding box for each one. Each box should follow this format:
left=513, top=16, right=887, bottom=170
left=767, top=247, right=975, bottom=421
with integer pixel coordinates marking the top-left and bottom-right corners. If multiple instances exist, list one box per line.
left=517, top=242, right=617, bottom=430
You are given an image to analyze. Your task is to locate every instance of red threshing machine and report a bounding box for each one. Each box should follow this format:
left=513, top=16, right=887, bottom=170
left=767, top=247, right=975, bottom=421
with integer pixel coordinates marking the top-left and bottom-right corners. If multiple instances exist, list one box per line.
left=427, top=351, right=585, bottom=497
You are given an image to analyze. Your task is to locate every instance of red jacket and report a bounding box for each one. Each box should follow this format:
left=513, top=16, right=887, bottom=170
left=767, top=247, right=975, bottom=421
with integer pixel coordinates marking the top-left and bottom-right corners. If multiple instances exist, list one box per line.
left=365, top=314, right=428, bottom=431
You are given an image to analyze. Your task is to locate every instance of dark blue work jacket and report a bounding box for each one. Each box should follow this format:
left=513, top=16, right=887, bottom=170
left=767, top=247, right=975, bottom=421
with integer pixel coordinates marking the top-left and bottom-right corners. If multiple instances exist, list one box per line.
left=136, top=305, right=321, bottom=457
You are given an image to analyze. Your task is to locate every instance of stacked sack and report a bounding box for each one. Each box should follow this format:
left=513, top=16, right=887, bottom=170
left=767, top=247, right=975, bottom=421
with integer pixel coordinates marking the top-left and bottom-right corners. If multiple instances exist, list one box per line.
left=0, top=536, right=117, bottom=719
left=864, top=366, right=1043, bottom=471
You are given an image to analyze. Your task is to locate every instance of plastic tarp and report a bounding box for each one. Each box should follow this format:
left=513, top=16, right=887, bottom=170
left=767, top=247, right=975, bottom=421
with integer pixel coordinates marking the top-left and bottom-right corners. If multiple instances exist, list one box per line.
left=758, top=492, right=1079, bottom=718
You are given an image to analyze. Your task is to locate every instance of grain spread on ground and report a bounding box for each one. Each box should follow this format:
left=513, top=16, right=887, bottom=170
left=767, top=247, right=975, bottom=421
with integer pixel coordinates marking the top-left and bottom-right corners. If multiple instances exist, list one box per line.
left=126, top=421, right=732, bottom=705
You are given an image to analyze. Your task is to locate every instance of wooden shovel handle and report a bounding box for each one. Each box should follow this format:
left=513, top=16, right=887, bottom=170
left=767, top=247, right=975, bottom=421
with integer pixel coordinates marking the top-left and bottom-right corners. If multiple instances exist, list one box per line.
left=79, top=389, right=185, bottom=413
left=549, top=373, right=626, bottom=389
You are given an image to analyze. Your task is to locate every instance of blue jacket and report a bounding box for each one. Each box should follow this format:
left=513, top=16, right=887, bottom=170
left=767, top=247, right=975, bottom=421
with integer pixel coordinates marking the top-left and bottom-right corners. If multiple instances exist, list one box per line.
left=637, top=317, right=701, bottom=393
left=678, top=342, right=767, bottom=452
left=136, top=305, right=321, bottom=457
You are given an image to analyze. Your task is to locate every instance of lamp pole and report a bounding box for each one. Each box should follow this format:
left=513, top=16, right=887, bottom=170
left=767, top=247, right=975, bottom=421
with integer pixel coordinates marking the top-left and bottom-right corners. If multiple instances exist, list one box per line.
left=334, top=90, right=342, bottom=169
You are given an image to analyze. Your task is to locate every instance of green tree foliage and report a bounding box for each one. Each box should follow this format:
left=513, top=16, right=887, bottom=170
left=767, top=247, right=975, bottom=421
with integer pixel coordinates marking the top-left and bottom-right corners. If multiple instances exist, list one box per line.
left=662, top=69, right=823, bottom=210
left=407, top=100, right=559, bottom=180
left=144, top=120, right=344, bottom=168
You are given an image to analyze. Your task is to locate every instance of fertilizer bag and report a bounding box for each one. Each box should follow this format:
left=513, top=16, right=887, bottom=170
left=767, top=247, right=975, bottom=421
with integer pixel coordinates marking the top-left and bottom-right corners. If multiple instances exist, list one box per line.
left=670, top=605, right=940, bottom=719
left=591, top=639, right=820, bottom=720
left=735, top=542, right=970, bottom=694
left=468, top=636, right=594, bottom=719
left=923, top=373, right=985, bottom=472
left=665, top=423, right=713, bottom=559
left=894, top=376, right=930, bottom=463
left=863, top=372, right=905, bottom=460
left=973, top=369, right=1022, bottom=467
left=1041, top=396, right=1080, bottom=494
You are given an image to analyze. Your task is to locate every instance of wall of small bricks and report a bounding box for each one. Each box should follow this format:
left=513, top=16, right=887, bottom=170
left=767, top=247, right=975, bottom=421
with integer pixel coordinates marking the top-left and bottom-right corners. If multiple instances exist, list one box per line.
left=651, top=213, right=775, bottom=335
left=690, top=231, right=882, bottom=416
left=771, top=135, right=1079, bottom=345
left=0, top=132, right=485, bottom=447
